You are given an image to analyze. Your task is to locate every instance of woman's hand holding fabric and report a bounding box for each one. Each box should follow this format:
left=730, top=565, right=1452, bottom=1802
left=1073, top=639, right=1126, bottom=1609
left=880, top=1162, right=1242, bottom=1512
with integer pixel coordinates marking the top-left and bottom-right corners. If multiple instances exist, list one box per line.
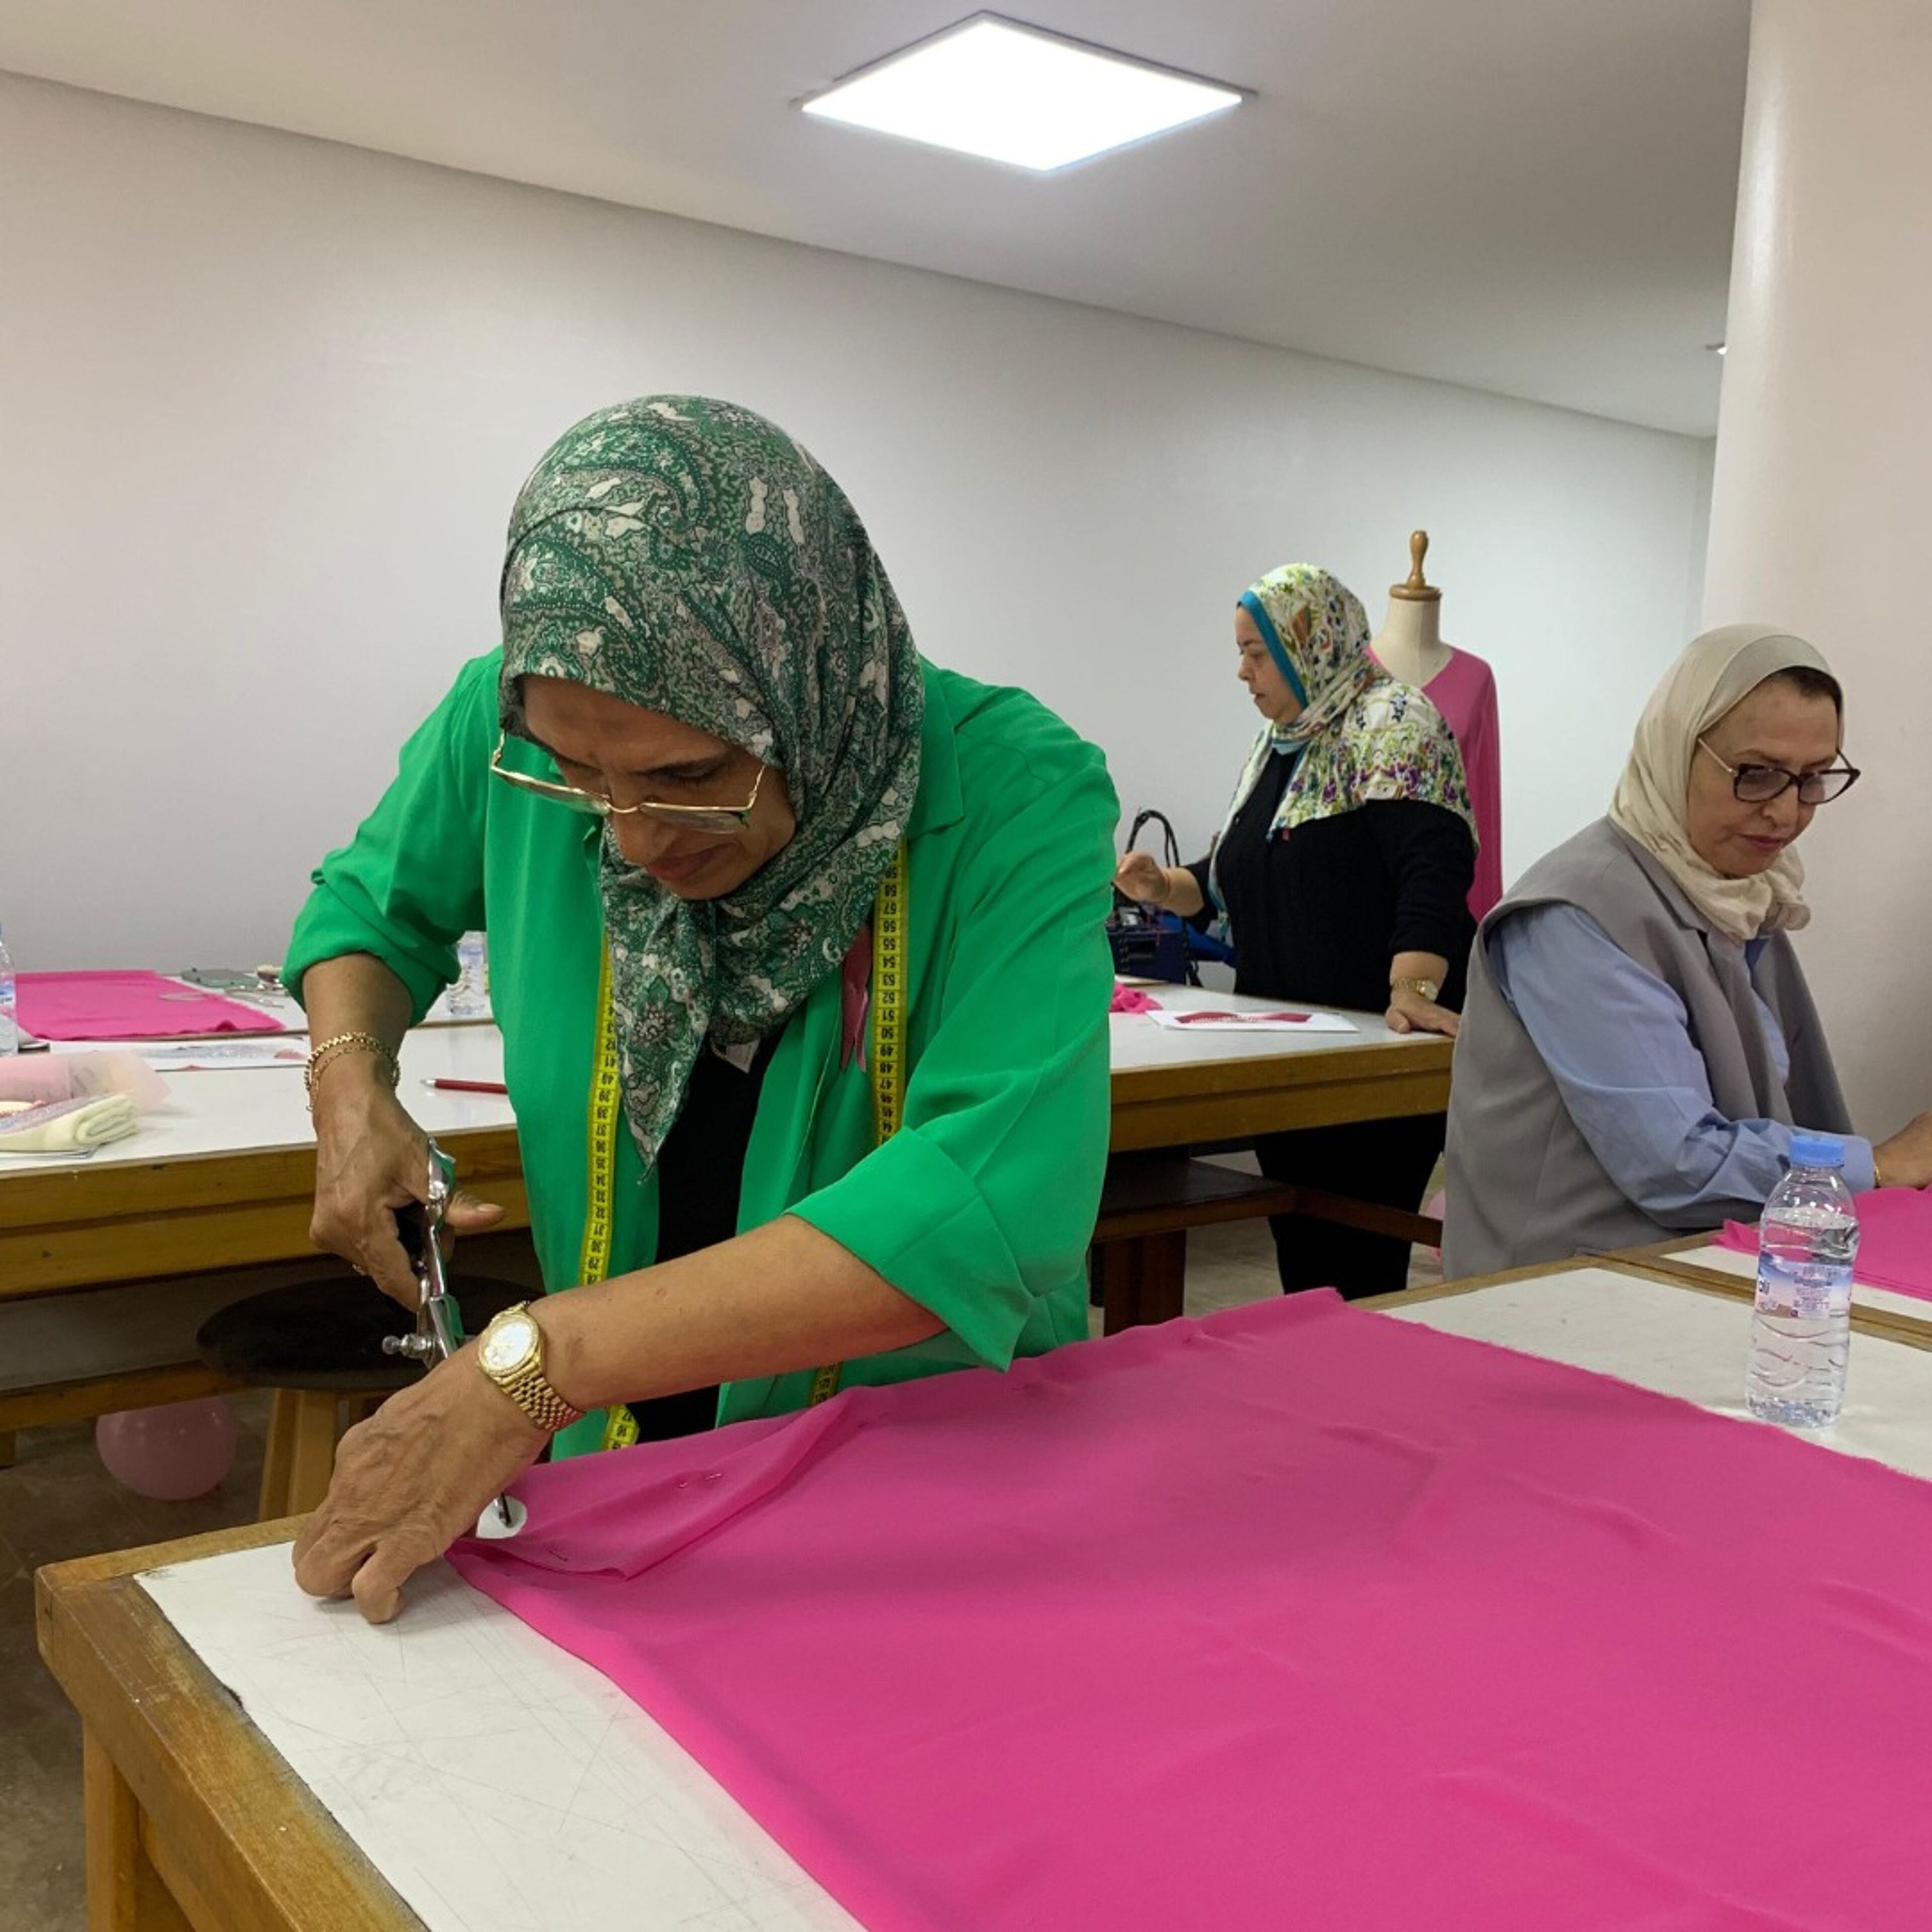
left=292, top=1346, right=547, bottom=1623
left=310, top=1075, right=503, bottom=1307
left=1386, top=984, right=1460, bottom=1039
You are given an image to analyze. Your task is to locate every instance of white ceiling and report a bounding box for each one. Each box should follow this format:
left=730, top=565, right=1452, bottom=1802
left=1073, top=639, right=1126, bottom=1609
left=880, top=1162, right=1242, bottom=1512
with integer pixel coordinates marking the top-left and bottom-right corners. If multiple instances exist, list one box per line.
left=0, top=0, right=1750, bottom=435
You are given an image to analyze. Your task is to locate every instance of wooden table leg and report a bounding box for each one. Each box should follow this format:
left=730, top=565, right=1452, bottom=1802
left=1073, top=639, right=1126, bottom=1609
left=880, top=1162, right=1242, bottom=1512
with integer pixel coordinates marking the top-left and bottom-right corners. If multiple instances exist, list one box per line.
left=85, top=1726, right=191, bottom=1931
left=1093, top=1231, right=1188, bottom=1334
left=256, top=1391, right=296, bottom=1521
left=282, top=1393, right=341, bottom=1516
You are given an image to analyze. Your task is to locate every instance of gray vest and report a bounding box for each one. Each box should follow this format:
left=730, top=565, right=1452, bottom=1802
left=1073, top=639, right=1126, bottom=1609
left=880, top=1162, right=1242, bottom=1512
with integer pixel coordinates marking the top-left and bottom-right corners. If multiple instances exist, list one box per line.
left=1442, top=817, right=1850, bottom=1276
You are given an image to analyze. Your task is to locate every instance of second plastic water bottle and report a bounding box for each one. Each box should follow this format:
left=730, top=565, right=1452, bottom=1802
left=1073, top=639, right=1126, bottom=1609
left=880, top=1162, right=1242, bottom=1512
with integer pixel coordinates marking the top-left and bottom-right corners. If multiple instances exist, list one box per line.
left=447, top=931, right=490, bottom=1019
left=1745, top=1132, right=1858, bottom=1428
left=0, top=921, right=18, bottom=1057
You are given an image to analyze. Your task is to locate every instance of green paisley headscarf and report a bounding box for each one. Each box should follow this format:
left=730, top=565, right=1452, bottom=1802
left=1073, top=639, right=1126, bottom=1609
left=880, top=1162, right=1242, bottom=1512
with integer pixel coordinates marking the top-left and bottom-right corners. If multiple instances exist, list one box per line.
left=498, top=396, right=924, bottom=1176
left=1214, top=564, right=1473, bottom=880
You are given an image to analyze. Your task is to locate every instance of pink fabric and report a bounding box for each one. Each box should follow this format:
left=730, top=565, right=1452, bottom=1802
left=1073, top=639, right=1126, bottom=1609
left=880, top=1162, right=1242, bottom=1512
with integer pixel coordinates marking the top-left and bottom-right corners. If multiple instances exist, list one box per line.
left=453, top=1295, right=1932, bottom=1931
left=12, top=971, right=285, bottom=1040
left=1109, top=983, right=1161, bottom=1014
left=839, top=926, right=873, bottom=1069
left=1425, top=649, right=1503, bottom=922
left=1717, top=1184, right=1932, bottom=1301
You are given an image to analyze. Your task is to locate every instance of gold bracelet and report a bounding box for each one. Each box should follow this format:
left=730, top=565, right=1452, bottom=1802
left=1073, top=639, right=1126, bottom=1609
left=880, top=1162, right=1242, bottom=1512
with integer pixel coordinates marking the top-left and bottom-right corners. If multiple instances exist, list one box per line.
left=1390, top=976, right=1441, bottom=1004
left=304, top=1031, right=400, bottom=1113
left=1873, top=1151, right=1887, bottom=1189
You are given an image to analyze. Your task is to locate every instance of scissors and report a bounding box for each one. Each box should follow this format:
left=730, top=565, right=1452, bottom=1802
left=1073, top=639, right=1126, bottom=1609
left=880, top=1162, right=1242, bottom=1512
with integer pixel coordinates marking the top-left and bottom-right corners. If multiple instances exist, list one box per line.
left=381, top=1141, right=517, bottom=1532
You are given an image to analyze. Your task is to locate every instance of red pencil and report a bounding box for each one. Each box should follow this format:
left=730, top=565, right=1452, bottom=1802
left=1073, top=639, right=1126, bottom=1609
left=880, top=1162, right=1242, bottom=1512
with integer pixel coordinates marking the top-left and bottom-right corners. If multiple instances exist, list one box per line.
left=423, top=1077, right=510, bottom=1094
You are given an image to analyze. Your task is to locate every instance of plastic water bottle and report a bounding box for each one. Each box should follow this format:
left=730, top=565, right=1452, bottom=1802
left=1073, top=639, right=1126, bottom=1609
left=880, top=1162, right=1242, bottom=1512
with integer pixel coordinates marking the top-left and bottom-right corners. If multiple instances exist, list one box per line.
left=1745, top=1132, right=1859, bottom=1428
left=0, top=921, right=17, bottom=1055
left=0, top=919, right=17, bottom=1059
left=447, top=931, right=489, bottom=1019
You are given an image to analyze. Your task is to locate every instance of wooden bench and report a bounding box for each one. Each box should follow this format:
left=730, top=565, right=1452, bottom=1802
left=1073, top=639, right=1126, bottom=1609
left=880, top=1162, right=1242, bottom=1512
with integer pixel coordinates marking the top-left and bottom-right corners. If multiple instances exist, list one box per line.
left=1091, top=1153, right=1443, bottom=1333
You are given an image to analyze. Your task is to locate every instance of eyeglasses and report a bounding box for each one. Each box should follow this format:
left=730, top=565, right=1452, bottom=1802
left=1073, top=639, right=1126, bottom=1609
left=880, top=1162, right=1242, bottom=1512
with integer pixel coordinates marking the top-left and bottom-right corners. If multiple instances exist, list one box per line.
left=490, top=734, right=765, bottom=834
left=1697, top=739, right=1861, bottom=806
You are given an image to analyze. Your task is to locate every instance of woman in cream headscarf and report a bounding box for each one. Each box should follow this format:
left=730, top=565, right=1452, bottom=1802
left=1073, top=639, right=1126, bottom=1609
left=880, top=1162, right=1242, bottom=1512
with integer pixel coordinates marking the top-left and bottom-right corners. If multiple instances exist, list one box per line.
left=1443, top=623, right=1932, bottom=1277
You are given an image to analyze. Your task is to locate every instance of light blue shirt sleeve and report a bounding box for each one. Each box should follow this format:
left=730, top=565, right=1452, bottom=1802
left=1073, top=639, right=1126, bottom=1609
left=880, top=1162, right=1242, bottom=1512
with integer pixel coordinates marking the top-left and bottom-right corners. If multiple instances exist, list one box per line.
left=1488, top=903, right=1875, bottom=1226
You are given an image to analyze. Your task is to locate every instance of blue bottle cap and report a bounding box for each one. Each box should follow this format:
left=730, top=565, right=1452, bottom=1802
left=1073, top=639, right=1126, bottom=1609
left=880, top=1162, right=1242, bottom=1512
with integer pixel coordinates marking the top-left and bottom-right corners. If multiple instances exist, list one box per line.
left=1789, top=1131, right=1844, bottom=1169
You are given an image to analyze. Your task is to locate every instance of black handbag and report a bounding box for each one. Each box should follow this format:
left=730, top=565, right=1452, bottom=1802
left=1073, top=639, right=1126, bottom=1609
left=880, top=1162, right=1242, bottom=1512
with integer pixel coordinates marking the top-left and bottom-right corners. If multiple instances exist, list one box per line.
left=1107, top=809, right=1197, bottom=985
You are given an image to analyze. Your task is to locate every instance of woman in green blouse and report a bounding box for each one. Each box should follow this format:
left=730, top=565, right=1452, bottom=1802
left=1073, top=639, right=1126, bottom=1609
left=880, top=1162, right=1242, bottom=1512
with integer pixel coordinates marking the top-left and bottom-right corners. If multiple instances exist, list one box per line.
left=290, top=397, right=1116, bottom=1621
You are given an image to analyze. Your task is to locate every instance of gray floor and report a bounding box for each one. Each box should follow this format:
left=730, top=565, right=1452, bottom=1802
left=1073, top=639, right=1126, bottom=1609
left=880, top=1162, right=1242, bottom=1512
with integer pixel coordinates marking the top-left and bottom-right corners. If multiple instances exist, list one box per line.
left=0, top=1221, right=1439, bottom=1931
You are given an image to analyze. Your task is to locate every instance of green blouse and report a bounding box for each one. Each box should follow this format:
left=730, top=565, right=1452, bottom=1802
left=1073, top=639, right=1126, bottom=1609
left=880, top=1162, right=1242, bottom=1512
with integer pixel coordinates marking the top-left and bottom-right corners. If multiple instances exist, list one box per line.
left=284, top=652, right=1117, bottom=1450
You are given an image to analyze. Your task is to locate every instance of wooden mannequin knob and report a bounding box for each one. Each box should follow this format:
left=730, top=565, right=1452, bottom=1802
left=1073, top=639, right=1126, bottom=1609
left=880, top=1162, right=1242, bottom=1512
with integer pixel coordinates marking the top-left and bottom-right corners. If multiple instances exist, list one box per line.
left=1389, top=529, right=1441, bottom=602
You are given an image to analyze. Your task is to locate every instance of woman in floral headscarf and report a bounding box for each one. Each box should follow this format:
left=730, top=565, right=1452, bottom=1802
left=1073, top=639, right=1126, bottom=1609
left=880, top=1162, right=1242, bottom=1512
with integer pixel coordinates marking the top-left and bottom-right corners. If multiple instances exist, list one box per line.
left=287, top=397, right=1117, bottom=1622
left=1115, top=564, right=1476, bottom=1299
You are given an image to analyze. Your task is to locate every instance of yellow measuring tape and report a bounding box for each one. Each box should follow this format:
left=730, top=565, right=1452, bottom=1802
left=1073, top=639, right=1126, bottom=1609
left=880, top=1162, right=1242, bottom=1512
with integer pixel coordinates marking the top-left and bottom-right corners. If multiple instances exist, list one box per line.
left=593, top=843, right=910, bottom=1450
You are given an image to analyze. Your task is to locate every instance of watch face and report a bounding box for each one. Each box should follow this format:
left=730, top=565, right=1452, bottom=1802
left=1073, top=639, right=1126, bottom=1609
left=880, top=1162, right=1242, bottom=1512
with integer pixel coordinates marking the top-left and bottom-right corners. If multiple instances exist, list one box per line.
left=481, top=1314, right=537, bottom=1375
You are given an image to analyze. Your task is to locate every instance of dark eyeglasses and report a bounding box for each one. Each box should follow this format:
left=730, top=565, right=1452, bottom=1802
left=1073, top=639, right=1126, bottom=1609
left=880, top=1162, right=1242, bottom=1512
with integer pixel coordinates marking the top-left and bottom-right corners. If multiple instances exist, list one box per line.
left=1697, top=740, right=1861, bottom=806
left=489, top=733, right=764, bottom=834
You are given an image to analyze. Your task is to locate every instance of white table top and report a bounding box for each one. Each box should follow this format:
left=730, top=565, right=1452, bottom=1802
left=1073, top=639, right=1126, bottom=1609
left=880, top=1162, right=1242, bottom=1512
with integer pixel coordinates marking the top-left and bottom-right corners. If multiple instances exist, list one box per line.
left=1661, top=1236, right=1932, bottom=1331
left=0, top=1027, right=515, bottom=1177
left=3, top=985, right=1436, bottom=1183
left=139, top=1265, right=1932, bottom=1932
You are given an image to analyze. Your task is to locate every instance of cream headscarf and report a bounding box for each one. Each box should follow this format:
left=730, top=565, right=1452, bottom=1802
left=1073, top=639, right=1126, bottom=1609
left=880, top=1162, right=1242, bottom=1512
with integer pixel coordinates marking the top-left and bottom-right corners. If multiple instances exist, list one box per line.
left=1609, top=623, right=1840, bottom=942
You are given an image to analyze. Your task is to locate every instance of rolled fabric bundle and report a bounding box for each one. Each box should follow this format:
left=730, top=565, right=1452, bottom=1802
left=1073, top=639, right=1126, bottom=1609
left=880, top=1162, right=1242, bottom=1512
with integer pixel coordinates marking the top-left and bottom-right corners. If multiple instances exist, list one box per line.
left=0, top=1092, right=140, bottom=1151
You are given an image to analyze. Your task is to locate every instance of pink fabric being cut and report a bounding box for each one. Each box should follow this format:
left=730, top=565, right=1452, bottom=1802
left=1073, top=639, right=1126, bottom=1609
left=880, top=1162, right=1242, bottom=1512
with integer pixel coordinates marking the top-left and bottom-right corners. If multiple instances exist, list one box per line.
left=1718, top=1183, right=1932, bottom=1301
left=12, top=971, right=285, bottom=1041
left=1424, top=648, right=1502, bottom=922
left=453, top=1292, right=1932, bottom=1932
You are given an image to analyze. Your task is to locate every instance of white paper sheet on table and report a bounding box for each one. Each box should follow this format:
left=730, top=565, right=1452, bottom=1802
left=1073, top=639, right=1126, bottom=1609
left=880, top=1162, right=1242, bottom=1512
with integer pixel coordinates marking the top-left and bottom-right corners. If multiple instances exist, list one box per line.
left=129, top=1039, right=311, bottom=1070
left=140, top=1544, right=856, bottom=1932
left=1144, top=1007, right=1356, bottom=1033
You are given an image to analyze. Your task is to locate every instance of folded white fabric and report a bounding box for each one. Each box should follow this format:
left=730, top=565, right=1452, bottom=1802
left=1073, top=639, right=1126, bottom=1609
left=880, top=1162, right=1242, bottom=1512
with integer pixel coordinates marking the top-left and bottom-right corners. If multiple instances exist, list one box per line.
left=0, top=1092, right=140, bottom=1151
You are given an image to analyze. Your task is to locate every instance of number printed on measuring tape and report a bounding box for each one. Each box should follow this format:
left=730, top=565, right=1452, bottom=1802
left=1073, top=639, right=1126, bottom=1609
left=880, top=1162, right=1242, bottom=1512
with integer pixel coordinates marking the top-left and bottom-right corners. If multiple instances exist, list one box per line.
left=814, top=842, right=910, bottom=1406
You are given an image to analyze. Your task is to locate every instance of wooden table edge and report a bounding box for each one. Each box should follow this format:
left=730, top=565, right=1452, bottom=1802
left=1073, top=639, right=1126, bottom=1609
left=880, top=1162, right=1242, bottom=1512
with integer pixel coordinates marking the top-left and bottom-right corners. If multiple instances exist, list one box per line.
left=37, top=1517, right=420, bottom=1932
left=1626, top=1235, right=1932, bottom=1351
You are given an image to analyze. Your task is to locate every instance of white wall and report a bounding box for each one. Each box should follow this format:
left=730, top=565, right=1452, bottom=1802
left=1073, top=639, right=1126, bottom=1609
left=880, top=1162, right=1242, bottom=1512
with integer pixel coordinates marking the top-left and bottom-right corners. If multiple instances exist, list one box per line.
left=0, top=71, right=1712, bottom=973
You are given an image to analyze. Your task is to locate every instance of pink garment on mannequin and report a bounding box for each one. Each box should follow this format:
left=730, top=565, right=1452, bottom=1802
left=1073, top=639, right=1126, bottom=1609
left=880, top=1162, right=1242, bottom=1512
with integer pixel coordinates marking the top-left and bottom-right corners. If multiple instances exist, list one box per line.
left=1424, top=649, right=1502, bottom=920
left=453, top=1292, right=1932, bottom=1932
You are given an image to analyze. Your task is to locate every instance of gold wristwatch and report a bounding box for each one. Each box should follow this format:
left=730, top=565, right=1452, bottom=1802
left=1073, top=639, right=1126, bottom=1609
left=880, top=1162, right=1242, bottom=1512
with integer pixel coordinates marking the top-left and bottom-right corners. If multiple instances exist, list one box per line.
left=1391, top=976, right=1441, bottom=1004
left=476, top=1303, right=584, bottom=1435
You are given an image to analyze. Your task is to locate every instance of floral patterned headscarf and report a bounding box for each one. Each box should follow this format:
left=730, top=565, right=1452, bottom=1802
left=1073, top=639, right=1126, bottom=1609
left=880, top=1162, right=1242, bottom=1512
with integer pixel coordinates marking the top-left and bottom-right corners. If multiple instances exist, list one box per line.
left=1215, top=564, right=1473, bottom=872
left=499, top=396, right=924, bottom=1176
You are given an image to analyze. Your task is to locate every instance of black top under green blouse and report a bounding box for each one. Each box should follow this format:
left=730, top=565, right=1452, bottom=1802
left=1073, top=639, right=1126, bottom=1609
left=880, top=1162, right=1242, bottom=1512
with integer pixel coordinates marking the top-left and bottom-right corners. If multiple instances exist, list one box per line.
left=620, top=1033, right=779, bottom=1442
left=1188, top=750, right=1477, bottom=1012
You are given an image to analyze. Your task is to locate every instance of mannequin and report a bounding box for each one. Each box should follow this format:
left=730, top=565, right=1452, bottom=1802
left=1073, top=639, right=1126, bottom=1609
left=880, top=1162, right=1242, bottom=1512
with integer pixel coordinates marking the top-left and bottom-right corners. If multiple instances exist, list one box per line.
left=1369, top=530, right=1454, bottom=685
left=1370, top=531, right=1503, bottom=920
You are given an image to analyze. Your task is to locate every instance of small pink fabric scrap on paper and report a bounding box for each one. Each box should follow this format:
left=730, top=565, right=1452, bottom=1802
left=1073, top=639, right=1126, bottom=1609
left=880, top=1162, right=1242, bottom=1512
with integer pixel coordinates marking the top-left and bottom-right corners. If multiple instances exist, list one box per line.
left=1109, top=982, right=1161, bottom=1014
left=453, top=1292, right=1932, bottom=1932
left=13, top=971, right=285, bottom=1040
left=1718, top=1184, right=1932, bottom=1301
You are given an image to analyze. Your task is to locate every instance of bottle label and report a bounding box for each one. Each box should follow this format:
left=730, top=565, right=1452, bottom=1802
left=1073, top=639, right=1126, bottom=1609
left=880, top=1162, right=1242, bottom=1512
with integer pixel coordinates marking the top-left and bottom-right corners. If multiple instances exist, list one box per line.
left=1755, top=1254, right=1854, bottom=1319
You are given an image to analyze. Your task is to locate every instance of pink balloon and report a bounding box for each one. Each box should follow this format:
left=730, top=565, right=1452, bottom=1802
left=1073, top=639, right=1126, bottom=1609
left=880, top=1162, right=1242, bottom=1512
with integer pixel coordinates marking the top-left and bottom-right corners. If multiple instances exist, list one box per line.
left=96, top=1397, right=238, bottom=1501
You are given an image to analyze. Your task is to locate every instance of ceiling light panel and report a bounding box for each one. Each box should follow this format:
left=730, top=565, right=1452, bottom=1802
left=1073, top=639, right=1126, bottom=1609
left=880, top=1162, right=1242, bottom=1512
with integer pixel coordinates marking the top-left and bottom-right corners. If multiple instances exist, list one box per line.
left=801, top=16, right=1244, bottom=173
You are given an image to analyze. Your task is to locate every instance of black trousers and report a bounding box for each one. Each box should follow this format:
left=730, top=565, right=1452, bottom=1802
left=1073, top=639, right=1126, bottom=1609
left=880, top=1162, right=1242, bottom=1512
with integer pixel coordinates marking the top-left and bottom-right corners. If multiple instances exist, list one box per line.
left=1253, top=1111, right=1446, bottom=1301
